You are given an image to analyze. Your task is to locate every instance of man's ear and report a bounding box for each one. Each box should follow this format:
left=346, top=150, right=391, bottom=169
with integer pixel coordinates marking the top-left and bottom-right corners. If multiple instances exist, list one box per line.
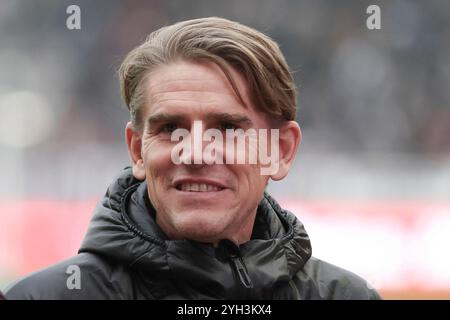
left=270, top=121, right=302, bottom=181
left=125, top=122, right=146, bottom=180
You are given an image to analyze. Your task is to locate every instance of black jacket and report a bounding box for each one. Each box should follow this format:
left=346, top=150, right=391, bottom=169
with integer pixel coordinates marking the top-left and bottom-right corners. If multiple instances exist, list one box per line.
left=5, top=168, right=381, bottom=300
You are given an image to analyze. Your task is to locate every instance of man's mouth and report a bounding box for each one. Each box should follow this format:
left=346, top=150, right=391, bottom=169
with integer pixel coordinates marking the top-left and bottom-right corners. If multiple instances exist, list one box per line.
left=173, top=178, right=226, bottom=192
left=176, top=183, right=224, bottom=192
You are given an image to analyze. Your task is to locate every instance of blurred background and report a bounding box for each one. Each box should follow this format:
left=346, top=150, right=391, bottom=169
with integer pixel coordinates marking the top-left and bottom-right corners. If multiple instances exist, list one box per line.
left=0, top=0, right=449, bottom=299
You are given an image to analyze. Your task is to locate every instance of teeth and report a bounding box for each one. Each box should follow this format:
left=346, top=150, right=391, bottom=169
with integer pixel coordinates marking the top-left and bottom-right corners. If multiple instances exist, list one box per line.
left=178, top=183, right=221, bottom=192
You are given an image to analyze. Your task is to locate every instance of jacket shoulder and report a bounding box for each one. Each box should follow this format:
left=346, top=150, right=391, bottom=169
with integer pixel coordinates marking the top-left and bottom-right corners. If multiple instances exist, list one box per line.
left=293, top=257, right=382, bottom=300
left=4, top=252, right=133, bottom=300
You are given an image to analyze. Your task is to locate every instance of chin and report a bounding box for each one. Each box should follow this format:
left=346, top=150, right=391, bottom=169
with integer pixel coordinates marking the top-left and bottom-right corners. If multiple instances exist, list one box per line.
left=172, top=213, right=230, bottom=242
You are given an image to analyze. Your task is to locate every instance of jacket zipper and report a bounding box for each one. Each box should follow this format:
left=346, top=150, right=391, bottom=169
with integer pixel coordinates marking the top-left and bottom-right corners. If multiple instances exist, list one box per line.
left=219, top=239, right=254, bottom=289
left=229, top=254, right=253, bottom=289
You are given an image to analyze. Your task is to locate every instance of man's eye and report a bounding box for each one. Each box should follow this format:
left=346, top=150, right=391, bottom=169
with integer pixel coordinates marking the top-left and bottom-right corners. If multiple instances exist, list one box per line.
left=160, top=123, right=178, bottom=134
left=220, top=122, right=238, bottom=131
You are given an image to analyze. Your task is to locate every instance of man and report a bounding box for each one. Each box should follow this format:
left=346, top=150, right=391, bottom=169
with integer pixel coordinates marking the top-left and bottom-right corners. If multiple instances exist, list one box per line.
left=5, top=17, right=380, bottom=299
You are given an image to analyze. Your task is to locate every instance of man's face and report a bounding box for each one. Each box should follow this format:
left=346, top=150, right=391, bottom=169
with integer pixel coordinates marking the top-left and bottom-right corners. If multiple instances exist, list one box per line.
left=129, top=60, right=273, bottom=244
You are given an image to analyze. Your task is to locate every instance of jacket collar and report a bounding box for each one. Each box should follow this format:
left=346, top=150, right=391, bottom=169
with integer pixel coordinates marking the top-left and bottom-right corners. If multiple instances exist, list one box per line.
left=79, top=168, right=312, bottom=299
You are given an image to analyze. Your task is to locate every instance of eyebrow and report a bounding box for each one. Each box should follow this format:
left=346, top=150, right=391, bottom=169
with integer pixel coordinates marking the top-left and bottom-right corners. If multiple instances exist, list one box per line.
left=206, top=112, right=253, bottom=125
left=147, top=113, right=184, bottom=128
left=146, top=112, right=253, bottom=128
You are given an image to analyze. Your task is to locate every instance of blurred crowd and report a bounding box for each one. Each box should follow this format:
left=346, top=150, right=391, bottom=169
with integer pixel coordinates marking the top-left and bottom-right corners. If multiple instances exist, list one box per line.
left=0, top=0, right=449, bottom=199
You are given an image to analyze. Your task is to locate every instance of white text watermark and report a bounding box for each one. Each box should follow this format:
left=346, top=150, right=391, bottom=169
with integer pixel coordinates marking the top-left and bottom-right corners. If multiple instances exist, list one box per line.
left=170, top=121, right=280, bottom=175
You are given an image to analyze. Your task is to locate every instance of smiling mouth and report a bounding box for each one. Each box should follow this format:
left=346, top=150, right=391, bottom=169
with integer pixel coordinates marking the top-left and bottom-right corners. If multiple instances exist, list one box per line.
left=175, top=183, right=224, bottom=192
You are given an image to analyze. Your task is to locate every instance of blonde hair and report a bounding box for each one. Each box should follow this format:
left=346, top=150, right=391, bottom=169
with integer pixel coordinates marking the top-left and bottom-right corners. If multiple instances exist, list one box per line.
left=118, top=17, right=297, bottom=130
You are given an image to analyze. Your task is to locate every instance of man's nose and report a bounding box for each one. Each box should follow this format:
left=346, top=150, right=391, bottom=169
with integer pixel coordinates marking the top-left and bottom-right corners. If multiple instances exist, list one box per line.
left=177, top=120, right=224, bottom=166
left=175, top=120, right=206, bottom=166
left=190, top=120, right=205, bottom=165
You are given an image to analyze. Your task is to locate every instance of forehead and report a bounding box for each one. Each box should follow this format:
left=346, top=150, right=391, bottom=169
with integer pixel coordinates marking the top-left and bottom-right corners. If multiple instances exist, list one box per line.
left=143, top=60, right=254, bottom=116
left=147, top=61, right=244, bottom=94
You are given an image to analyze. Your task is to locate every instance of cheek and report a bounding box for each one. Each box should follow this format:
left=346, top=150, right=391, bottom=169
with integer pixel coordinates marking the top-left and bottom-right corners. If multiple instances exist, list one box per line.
left=142, top=141, right=174, bottom=181
left=143, top=142, right=175, bottom=210
left=234, top=164, right=268, bottom=193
